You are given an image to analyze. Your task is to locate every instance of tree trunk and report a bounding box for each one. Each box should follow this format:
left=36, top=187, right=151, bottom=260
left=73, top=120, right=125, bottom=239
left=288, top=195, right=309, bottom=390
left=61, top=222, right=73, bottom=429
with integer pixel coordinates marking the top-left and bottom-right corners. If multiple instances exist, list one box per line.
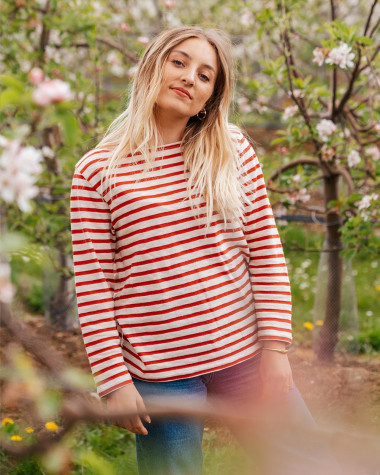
left=314, top=173, right=343, bottom=361
left=48, top=249, right=75, bottom=329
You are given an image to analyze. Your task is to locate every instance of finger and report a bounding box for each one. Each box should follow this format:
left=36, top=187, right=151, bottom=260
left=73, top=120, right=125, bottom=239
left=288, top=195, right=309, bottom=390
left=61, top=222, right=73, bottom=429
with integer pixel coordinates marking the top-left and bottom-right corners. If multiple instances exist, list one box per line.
left=130, top=415, right=148, bottom=435
left=136, top=396, right=151, bottom=424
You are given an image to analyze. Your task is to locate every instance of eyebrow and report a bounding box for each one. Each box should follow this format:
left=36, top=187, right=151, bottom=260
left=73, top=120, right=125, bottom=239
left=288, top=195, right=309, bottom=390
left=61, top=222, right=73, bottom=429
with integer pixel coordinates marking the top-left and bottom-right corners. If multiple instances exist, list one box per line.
left=170, top=50, right=216, bottom=73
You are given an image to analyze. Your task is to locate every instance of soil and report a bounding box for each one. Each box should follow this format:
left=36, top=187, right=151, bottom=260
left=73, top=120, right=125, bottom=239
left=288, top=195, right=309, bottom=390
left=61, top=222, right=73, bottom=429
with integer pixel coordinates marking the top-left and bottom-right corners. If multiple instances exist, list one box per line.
left=1, top=314, right=380, bottom=472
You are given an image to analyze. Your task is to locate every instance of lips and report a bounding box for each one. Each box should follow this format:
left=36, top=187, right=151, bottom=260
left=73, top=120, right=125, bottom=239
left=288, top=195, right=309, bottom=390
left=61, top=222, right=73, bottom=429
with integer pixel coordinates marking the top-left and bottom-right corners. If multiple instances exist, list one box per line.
left=171, top=87, right=192, bottom=99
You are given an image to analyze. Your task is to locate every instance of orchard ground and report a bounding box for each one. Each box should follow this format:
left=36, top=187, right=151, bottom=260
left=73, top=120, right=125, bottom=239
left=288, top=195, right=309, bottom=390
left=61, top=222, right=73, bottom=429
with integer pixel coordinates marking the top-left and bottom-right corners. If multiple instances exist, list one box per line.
left=1, top=312, right=379, bottom=474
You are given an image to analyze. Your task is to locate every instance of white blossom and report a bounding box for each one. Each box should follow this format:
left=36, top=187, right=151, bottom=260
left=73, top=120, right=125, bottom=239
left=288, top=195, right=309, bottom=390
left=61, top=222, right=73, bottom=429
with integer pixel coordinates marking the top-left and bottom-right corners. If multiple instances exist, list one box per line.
left=32, top=79, right=73, bottom=107
left=137, top=36, right=150, bottom=45
left=42, top=146, right=55, bottom=159
left=240, top=9, right=254, bottom=27
left=292, top=174, right=301, bottom=183
left=355, top=193, right=378, bottom=211
left=316, top=119, right=337, bottom=142
left=283, top=105, right=298, bottom=120
left=288, top=89, right=304, bottom=99
left=312, top=47, right=326, bottom=67
left=325, top=43, right=355, bottom=70
left=0, top=140, right=43, bottom=212
left=106, top=51, right=125, bottom=77
left=297, top=188, right=311, bottom=203
left=347, top=150, right=361, bottom=167
left=366, top=146, right=379, bottom=162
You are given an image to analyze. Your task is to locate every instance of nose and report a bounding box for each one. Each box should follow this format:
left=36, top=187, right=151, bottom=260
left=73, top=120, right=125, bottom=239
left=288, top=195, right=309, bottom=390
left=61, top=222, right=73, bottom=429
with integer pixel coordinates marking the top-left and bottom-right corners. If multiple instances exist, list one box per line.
left=181, top=68, right=195, bottom=85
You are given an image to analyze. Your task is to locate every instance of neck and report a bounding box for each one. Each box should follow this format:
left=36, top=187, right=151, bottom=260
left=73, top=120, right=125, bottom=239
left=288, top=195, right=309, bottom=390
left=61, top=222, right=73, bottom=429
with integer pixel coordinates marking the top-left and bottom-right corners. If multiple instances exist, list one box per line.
left=155, top=111, right=188, bottom=145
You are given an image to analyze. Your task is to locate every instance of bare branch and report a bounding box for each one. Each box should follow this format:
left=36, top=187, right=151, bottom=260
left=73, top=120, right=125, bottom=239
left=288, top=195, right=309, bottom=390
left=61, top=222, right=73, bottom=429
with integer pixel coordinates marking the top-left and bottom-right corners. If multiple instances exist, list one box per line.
left=268, top=157, right=322, bottom=183
left=363, top=0, right=379, bottom=36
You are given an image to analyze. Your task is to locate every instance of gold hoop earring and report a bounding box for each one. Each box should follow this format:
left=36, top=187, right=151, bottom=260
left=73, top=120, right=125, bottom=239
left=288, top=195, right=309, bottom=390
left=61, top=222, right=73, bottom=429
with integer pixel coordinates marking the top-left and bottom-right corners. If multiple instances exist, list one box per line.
left=197, top=108, right=207, bottom=120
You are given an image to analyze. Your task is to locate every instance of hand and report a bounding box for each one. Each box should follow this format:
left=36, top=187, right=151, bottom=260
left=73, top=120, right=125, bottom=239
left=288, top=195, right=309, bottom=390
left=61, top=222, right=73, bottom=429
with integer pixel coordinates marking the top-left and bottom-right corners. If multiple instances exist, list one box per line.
left=105, top=384, right=150, bottom=435
left=259, top=349, right=293, bottom=400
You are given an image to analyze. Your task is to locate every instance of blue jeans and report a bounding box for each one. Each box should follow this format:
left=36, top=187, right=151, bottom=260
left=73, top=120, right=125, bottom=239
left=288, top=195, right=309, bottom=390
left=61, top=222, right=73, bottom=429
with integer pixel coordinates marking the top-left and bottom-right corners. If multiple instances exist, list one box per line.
left=133, top=354, right=340, bottom=475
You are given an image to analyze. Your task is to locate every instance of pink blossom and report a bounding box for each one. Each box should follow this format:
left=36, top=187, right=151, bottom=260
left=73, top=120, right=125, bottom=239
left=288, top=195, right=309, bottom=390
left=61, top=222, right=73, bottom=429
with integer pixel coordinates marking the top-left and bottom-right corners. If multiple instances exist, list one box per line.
left=137, top=36, right=150, bottom=45
left=28, top=67, right=44, bottom=84
left=115, top=23, right=131, bottom=32
left=316, top=119, right=337, bottom=142
left=163, top=0, right=175, bottom=7
left=32, top=79, right=73, bottom=107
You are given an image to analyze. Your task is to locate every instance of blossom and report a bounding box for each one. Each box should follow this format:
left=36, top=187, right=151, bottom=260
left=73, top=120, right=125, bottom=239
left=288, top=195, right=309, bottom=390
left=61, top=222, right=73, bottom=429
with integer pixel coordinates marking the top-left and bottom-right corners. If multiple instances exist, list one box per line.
left=32, top=79, right=73, bottom=107
left=316, top=320, right=324, bottom=326
left=321, top=145, right=336, bottom=161
left=283, top=105, right=298, bottom=120
left=347, top=150, right=361, bottom=167
left=45, top=421, right=58, bottom=431
left=240, top=9, right=254, bottom=27
left=0, top=140, right=43, bottom=212
left=163, top=0, right=175, bottom=7
left=237, top=97, right=252, bottom=114
left=106, top=51, right=124, bottom=77
left=28, top=67, right=44, bottom=84
left=303, top=322, right=314, bottom=331
left=297, top=188, right=311, bottom=203
left=316, top=119, right=337, bottom=142
left=366, top=146, right=379, bottom=161
left=137, top=36, right=150, bottom=45
left=288, top=89, right=304, bottom=99
left=293, top=174, right=301, bottom=183
left=326, top=43, right=355, bottom=69
left=11, top=435, right=22, bottom=441
left=312, top=47, right=327, bottom=66
left=2, top=418, right=14, bottom=427
left=355, top=193, right=378, bottom=211
left=0, top=262, right=14, bottom=304
left=25, top=427, right=34, bottom=433
left=115, top=22, right=131, bottom=32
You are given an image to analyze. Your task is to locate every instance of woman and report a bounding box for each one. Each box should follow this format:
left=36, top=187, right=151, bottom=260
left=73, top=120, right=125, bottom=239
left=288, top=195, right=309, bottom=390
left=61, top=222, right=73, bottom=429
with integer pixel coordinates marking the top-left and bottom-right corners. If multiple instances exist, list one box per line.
left=70, top=26, right=339, bottom=475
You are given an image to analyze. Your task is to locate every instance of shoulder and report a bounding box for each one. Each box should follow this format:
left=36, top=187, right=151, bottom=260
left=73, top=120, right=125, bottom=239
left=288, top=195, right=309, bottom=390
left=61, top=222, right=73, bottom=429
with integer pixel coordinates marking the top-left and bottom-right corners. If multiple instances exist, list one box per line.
left=228, top=124, right=258, bottom=163
left=75, top=148, right=111, bottom=181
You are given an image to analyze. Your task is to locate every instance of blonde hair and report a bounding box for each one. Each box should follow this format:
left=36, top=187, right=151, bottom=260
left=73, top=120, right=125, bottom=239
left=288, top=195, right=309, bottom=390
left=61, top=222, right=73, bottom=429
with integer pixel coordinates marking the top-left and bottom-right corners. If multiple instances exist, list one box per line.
left=96, top=26, right=248, bottom=228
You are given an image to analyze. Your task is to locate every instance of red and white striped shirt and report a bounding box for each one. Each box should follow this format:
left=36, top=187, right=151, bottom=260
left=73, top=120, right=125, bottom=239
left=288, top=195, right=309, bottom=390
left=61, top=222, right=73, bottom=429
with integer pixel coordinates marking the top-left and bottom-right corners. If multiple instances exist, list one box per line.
left=70, top=131, right=292, bottom=397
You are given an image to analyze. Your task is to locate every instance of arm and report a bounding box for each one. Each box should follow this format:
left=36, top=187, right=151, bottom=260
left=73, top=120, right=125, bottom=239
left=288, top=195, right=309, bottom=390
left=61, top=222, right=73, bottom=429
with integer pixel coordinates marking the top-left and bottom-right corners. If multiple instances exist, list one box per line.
left=237, top=133, right=293, bottom=396
left=70, top=168, right=132, bottom=398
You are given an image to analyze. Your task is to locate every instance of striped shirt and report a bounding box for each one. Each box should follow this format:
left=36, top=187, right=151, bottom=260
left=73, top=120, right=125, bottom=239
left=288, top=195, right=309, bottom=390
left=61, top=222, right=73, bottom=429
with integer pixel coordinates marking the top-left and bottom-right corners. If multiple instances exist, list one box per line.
left=70, top=130, right=292, bottom=398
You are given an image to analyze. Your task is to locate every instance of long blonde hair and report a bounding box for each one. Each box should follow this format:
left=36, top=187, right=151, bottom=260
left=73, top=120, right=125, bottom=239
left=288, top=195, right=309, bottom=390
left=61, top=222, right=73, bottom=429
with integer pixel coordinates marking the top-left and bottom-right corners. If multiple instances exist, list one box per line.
left=96, top=26, right=249, bottom=228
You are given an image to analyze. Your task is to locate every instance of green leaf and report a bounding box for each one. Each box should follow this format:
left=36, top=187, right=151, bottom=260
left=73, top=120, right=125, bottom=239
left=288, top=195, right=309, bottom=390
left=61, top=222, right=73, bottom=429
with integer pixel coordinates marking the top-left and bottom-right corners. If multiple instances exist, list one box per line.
left=270, top=136, right=288, bottom=145
left=355, top=36, right=373, bottom=46
left=0, top=88, right=21, bottom=109
left=0, top=74, right=24, bottom=92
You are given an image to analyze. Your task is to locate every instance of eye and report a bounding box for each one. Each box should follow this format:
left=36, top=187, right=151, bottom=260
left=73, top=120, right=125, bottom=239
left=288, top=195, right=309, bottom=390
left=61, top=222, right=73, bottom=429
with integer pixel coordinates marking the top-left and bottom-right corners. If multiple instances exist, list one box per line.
left=172, top=59, right=183, bottom=67
left=199, top=73, right=210, bottom=82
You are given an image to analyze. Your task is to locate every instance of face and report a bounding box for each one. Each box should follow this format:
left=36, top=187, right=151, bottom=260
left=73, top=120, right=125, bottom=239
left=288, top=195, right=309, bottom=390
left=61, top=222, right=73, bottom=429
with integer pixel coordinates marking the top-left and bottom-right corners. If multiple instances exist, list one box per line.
left=155, top=37, right=218, bottom=122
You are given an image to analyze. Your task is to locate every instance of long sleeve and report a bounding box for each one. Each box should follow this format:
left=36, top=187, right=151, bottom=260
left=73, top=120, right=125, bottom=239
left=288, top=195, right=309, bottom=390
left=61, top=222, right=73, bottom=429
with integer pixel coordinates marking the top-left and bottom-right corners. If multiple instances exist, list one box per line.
left=237, top=133, right=292, bottom=345
left=70, top=168, right=132, bottom=397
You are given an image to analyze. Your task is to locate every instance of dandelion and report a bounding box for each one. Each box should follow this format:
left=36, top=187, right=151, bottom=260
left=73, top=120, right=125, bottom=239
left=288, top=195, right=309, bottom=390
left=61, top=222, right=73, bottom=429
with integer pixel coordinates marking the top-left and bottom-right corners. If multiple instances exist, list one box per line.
left=11, top=435, right=22, bottom=441
left=25, top=427, right=34, bottom=433
left=2, top=418, right=14, bottom=427
left=316, top=119, right=337, bottom=142
left=376, top=285, right=380, bottom=291
left=316, top=320, right=324, bottom=326
left=303, top=322, right=314, bottom=331
left=347, top=150, right=361, bottom=167
left=325, top=42, right=355, bottom=69
left=45, top=421, right=58, bottom=431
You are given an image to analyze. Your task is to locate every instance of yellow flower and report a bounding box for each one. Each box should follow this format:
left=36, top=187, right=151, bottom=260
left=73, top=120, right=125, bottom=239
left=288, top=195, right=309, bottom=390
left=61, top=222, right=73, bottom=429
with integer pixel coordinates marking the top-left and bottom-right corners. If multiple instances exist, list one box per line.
left=25, top=427, right=34, bottom=433
left=316, top=320, right=324, bottom=326
left=2, top=418, right=14, bottom=427
left=376, top=285, right=380, bottom=291
left=45, top=422, right=58, bottom=431
left=303, top=322, right=314, bottom=331
left=11, top=435, right=22, bottom=441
